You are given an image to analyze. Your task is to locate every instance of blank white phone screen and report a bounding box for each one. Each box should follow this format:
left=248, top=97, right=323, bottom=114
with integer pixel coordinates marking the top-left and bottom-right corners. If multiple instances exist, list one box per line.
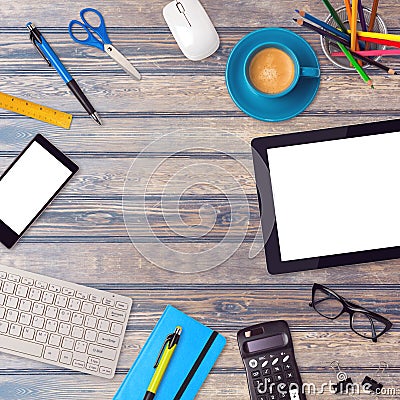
left=267, top=131, right=400, bottom=261
left=0, top=141, right=72, bottom=235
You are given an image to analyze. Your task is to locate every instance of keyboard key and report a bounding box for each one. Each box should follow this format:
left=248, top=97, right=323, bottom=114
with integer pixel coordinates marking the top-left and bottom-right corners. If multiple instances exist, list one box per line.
left=19, top=313, right=32, bottom=326
left=89, top=294, right=101, bottom=303
left=60, top=351, right=72, bottom=365
left=62, top=288, right=74, bottom=296
left=36, top=331, right=48, bottom=343
left=87, top=356, right=100, bottom=366
left=68, top=298, right=81, bottom=311
left=32, top=316, right=44, bottom=329
left=44, top=346, right=59, bottom=362
left=62, top=337, right=74, bottom=350
left=16, top=285, right=29, bottom=298
left=0, top=294, right=5, bottom=306
left=42, top=292, right=55, bottom=304
left=7, top=274, right=20, bottom=283
left=81, top=302, right=94, bottom=314
left=110, top=322, right=123, bottom=335
left=49, top=334, right=61, bottom=347
left=45, top=306, right=58, bottom=319
left=84, top=316, right=97, bottom=329
left=45, top=320, right=58, bottom=332
left=0, top=334, right=43, bottom=357
left=6, top=296, right=18, bottom=309
left=75, top=340, right=87, bottom=353
left=0, top=321, right=9, bottom=333
left=32, top=303, right=45, bottom=315
left=76, top=291, right=88, bottom=300
left=73, top=359, right=85, bottom=369
left=102, top=298, right=114, bottom=307
left=107, top=308, right=126, bottom=323
left=115, top=301, right=129, bottom=310
left=6, top=309, right=18, bottom=322
left=3, top=281, right=15, bottom=294
left=98, top=319, right=110, bottom=332
left=273, top=366, right=282, bottom=373
left=71, top=326, right=84, bottom=339
left=22, top=327, right=35, bottom=340
left=19, top=299, right=32, bottom=312
left=48, top=284, right=61, bottom=293
left=0, top=307, right=5, bottom=319
left=55, top=295, right=67, bottom=308
left=0, top=271, right=6, bottom=279
left=97, top=333, right=119, bottom=348
left=84, top=329, right=97, bottom=342
left=9, top=324, right=22, bottom=337
left=263, top=368, right=271, bottom=376
left=71, top=313, right=84, bottom=326
left=86, top=363, right=98, bottom=372
left=35, top=281, right=47, bottom=290
left=88, top=343, right=116, bottom=361
left=99, top=366, right=112, bottom=375
left=58, top=310, right=71, bottom=322
left=29, top=288, right=41, bottom=301
left=59, top=323, right=71, bottom=336
left=94, top=305, right=107, bottom=318
left=21, top=277, right=34, bottom=286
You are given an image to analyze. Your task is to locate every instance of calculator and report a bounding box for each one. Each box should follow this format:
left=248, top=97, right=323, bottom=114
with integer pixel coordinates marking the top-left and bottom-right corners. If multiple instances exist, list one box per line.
left=237, top=320, right=306, bottom=400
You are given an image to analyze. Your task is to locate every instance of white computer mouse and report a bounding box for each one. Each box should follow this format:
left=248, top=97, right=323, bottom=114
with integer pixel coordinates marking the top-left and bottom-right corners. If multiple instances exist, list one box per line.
left=163, top=0, right=220, bottom=61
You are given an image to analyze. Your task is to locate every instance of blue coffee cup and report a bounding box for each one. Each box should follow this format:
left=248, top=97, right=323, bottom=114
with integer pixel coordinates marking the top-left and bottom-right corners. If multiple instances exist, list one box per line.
left=244, top=42, right=320, bottom=98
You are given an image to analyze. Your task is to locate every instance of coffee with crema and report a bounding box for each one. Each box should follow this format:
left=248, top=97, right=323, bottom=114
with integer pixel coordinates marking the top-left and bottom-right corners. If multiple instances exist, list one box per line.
left=249, top=47, right=295, bottom=94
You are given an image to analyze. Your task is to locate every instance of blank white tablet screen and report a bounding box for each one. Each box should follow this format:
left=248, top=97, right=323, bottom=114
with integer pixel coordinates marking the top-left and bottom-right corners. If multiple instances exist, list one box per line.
left=0, top=141, right=72, bottom=235
left=267, top=132, right=400, bottom=261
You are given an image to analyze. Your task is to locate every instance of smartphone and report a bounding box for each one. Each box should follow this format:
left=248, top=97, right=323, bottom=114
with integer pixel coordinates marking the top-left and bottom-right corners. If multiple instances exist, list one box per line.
left=0, top=134, right=78, bottom=248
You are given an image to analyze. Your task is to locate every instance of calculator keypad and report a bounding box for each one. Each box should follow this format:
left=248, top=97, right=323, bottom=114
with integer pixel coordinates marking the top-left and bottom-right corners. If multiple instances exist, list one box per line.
left=247, top=352, right=301, bottom=400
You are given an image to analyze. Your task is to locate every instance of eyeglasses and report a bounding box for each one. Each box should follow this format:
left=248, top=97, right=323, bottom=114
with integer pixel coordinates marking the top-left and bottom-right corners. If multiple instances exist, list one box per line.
left=309, top=284, right=393, bottom=342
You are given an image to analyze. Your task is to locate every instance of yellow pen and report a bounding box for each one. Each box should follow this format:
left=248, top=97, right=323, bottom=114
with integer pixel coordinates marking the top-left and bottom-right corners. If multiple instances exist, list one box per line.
left=143, top=326, right=182, bottom=400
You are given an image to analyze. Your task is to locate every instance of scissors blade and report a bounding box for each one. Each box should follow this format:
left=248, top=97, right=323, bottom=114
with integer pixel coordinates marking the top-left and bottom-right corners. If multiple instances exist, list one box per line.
left=104, top=44, right=141, bottom=81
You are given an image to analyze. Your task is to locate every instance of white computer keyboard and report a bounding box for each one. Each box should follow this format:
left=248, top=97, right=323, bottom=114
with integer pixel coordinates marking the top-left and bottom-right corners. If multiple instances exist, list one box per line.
left=0, top=265, right=132, bottom=379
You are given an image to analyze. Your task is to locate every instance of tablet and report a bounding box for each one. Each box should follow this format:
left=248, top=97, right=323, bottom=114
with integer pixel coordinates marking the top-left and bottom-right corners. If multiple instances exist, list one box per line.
left=252, top=119, right=400, bottom=274
left=0, top=134, right=78, bottom=248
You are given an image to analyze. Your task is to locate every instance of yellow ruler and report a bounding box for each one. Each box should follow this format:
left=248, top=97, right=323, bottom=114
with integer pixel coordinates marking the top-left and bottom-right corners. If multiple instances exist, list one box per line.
left=0, top=91, right=73, bottom=129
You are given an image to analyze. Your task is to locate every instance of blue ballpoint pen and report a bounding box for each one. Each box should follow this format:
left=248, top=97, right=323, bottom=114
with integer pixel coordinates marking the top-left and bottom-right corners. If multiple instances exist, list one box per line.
left=27, top=22, right=102, bottom=125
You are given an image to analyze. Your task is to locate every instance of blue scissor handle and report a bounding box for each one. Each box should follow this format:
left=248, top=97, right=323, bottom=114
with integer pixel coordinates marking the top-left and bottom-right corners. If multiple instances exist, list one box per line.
left=68, top=8, right=111, bottom=50
left=68, top=20, right=104, bottom=50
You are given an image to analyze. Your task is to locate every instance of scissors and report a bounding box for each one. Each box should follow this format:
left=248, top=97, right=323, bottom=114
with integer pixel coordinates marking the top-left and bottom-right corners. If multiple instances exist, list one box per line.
left=68, top=8, right=141, bottom=81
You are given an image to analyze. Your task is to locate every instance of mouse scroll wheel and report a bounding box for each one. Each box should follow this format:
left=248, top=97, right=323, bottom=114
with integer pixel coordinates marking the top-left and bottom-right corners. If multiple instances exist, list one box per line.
left=176, top=2, right=186, bottom=13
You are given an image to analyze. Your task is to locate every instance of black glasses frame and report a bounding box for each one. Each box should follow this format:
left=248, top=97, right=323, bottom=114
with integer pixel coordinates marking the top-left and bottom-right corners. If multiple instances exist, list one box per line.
left=309, top=283, right=393, bottom=342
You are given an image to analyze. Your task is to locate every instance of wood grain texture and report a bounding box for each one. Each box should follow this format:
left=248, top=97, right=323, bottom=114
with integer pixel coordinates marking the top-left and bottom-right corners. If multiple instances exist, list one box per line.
left=0, top=0, right=399, bottom=399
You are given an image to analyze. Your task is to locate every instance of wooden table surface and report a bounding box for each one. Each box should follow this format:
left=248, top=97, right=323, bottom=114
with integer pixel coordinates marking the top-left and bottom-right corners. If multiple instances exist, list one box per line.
left=1, top=0, right=399, bottom=399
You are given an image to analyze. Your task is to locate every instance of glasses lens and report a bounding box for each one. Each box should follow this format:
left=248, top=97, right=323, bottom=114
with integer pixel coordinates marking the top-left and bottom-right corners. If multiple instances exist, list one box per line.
left=313, top=288, right=343, bottom=319
left=351, top=312, right=387, bottom=339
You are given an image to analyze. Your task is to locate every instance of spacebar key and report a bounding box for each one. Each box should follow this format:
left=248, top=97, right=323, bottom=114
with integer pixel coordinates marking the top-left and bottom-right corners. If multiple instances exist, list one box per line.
left=0, top=335, right=43, bottom=358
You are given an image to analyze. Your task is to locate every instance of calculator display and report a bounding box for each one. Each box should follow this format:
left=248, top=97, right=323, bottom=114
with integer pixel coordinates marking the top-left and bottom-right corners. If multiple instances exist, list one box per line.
left=245, top=333, right=288, bottom=353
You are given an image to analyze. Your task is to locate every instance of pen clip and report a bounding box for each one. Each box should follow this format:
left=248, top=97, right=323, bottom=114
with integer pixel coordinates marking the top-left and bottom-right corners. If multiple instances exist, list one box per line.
left=28, top=24, right=51, bottom=67
left=154, top=333, right=173, bottom=369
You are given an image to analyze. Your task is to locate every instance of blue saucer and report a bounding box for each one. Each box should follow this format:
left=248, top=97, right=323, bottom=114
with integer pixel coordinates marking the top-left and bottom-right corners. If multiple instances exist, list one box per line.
left=226, top=28, right=320, bottom=122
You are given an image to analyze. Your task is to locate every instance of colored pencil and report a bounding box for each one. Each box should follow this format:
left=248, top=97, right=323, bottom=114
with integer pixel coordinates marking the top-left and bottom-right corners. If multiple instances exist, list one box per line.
left=366, top=0, right=380, bottom=50
left=368, top=0, right=380, bottom=32
left=351, top=0, right=359, bottom=51
left=295, top=10, right=350, bottom=42
left=331, top=49, right=400, bottom=57
left=343, top=0, right=352, bottom=21
left=321, top=0, right=348, bottom=33
left=358, top=36, right=400, bottom=49
left=347, top=30, right=400, bottom=42
left=357, top=0, right=367, bottom=31
left=293, top=18, right=349, bottom=47
left=294, top=19, right=374, bottom=87
left=339, top=44, right=374, bottom=87
left=330, top=43, right=396, bottom=75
